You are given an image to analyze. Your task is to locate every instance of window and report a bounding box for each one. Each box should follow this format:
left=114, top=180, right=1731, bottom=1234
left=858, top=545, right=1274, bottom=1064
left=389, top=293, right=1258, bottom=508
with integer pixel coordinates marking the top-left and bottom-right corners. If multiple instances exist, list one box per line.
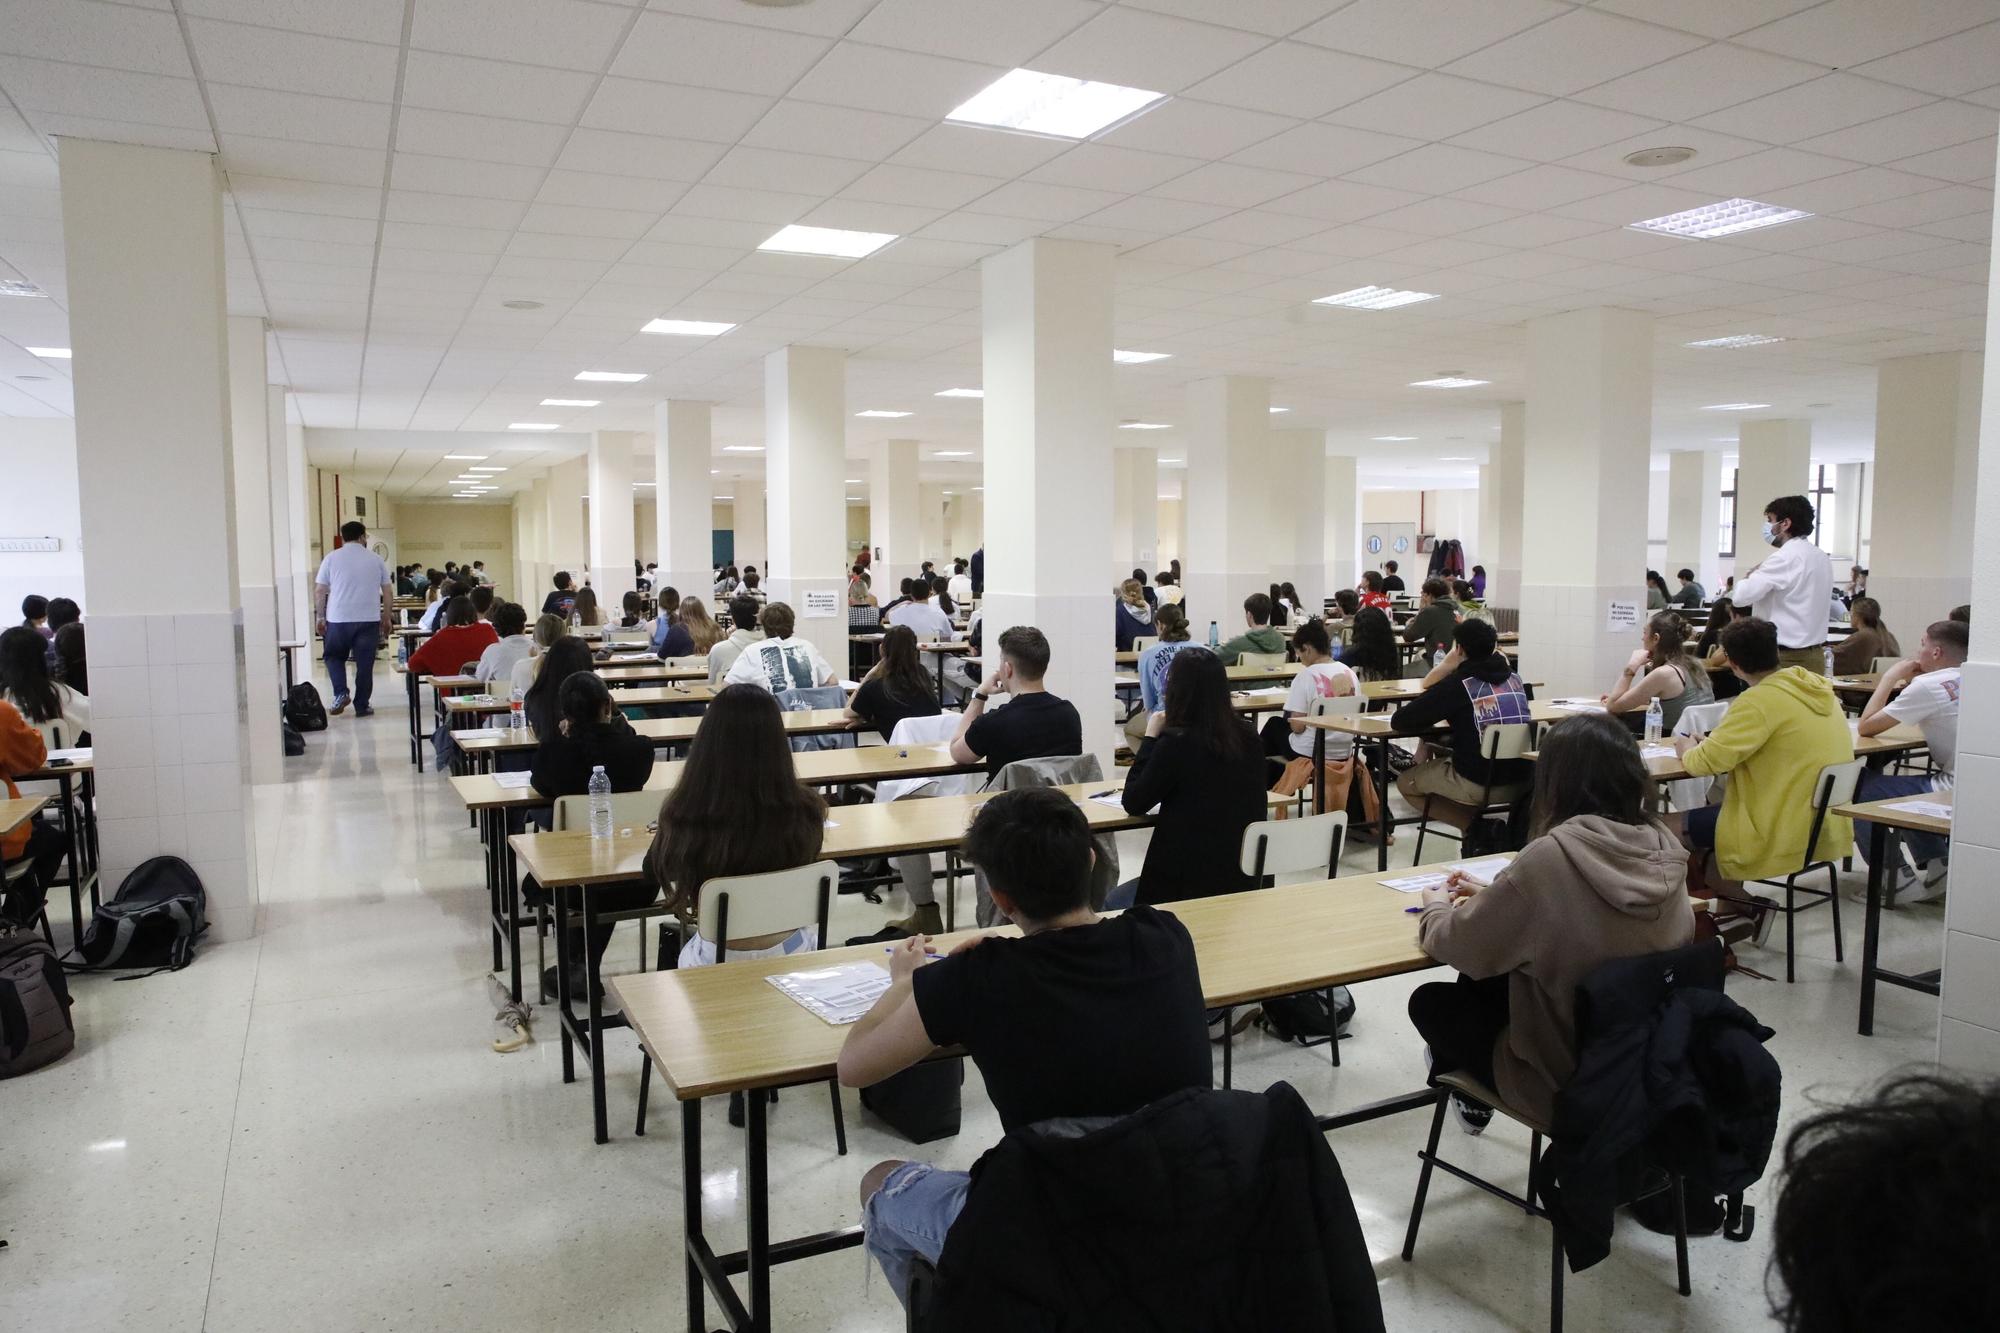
left=1718, top=467, right=1735, bottom=559
left=1808, top=464, right=1836, bottom=551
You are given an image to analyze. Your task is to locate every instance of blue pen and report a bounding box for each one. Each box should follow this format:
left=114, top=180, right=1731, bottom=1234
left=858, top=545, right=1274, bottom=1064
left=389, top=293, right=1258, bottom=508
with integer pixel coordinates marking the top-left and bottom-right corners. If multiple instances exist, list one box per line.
left=1404, top=906, right=1424, bottom=914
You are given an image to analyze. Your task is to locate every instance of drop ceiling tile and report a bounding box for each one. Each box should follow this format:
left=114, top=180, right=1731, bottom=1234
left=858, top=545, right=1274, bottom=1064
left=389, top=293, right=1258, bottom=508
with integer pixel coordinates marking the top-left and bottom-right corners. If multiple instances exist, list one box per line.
left=402, top=50, right=598, bottom=124
left=846, top=0, right=1102, bottom=65
left=1080, top=195, right=1235, bottom=234
left=1151, top=161, right=1316, bottom=208
left=1124, top=235, right=1261, bottom=268
left=1443, top=9, right=1706, bottom=97
left=206, top=84, right=392, bottom=150
left=1120, top=0, right=1337, bottom=38
left=505, top=231, right=634, bottom=262
left=1186, top=42, right=1418, bottom=121
left=1101, top=97, right=1300, bottom=158
left=1690, top=73, right=1936, bottom=146
left=1341, top=76, right=1555, bottom=147
left=1288, top=223, right=1425, bottom=258
left=1899, top=137, right=2000, bottom=184
left=1851, top=22, right=2000, bottom=97
left=185, top=17, right=399, bottom=102
left=1366, top=196, right=1526, bottom=236
left=410, top=0, right=632, bottom=72
left=1835, top=183, right=1990, bottom=229
left=612, top=12, right=832, bottom=95
left=1660, top=146, right=1862, bottom=197
left=1227, top=121, right=1425, bottom=177
left=386, top=189, right=530, bottom=229
left=386, top=151, right=544, bottom=201
left=1295, top=0, right=1569, bottom=69
left=968, top=179, right=1124, bottom=222
left=799, top=197, right=947, bottom=235
left=1454, top=212, right=1609, bottom=249
left=744, top=100, right=932, bottom=163
left=1732, top=0, right=1997, bottom=68
left=1453, top=162, right=1629, bottom=210
left=1780, top=165, right=1963, bottom=215
left=1572, top=41, right=1822, bottom=123
left=582, top=78, right=773, bottom=142
left=1185, top=209, right=1329, bottom=247
left=1447, top=97, right=1666, bottom=163
left=219, top=135, right=386, bottom=188
left=1259, top=179, right=1426, bottom=224
left=0, top=0, right=190, bottom=76
left=1557, top=125, right=1769, bottom=182
left=841, top=163, right=1000, bottom=211
left=554, top=128, right=728, bottom=182
left=1026, top=143, right=1204, bottom=194
left=238, top=207, right=379, bottom=246
left=394, top=107, right=572, bottom=167
left=700, top=144, right=870, bottom=196
left=0, top=57, right=208, bottom=129
left=1032, top=6, right=1268, bottom=93
left=536, top=169, right=693, bottom=214
left=1909, top=209, right=1995, bottom=242
left=785, top=43, right=1004, bottom=119
left=670, top=182, right=820, bottom=225
left=1344, top=142, right=1536, bottom=194
left=1794, top=100, right=1997, bottom=166
left=227, top=174, right=384, bottom=219
left=380, top=220, right=513, bottom=255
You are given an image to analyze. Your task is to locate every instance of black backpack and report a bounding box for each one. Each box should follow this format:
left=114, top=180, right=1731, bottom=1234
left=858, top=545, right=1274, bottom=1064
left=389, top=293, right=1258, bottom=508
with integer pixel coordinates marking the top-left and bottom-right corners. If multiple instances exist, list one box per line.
left=285, top=681, right=327, bottom=732
left=0, top=924, right=74, bottom=1077
left=846, top=927, right=964, bottom=1142
left=76, top=856, right=207, bottom=973
left=1260, top=985, right=1356, bottom=1045
left=282, top=718, right=306, bottom=756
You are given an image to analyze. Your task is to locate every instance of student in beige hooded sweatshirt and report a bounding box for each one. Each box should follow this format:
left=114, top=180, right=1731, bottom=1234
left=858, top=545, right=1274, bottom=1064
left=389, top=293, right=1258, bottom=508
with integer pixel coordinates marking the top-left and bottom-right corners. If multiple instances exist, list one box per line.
left=1409, top=710, right=1696, bottom=1132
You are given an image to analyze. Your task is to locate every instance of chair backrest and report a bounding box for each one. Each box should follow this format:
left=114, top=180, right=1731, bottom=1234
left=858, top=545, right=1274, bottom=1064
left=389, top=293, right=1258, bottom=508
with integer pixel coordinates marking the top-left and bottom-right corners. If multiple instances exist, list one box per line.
left=1307, top=694, right=1363, bottom=720
left=1238, top=811, right=1347, bottom=885
left=1480, top=721, right=1533, bottom=762
left=458, top=660, right=481, bottom=676
left=551, top=789, right=660, bottom=832
left=1811, top=759, right=1866, bottom=812
left=665, top=654, right=710, bottom=670
left=1871, top=656, right=1903, bottom=675
left=1238, top=651, right=1288, bottom=670
left=1131, top=636, right=1158, bottom=653
left=694, top=861, right=838, bottom=951
left=1673, top=700, right=1730, bottom=740
left=777, top=686, right=854, bottom=751
left=604, top=627, right=649, bottom=644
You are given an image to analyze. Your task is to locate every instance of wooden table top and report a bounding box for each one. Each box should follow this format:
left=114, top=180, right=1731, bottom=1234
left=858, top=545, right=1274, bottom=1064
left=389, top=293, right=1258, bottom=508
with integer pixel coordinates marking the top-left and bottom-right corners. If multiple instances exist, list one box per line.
left=449, top=683, right=727, bottom=713
left=1829, top=672, right=1889, bottom=695
left=20, top=748, right=93, bottom=781
left=1834, top=789, right=1952, bottom=834
left=1524, top=722, right=1927, bottom=782
left=1303, top=697, right=1574, bottom=737
left=452, top=743, right=979, bottom=810
left=455, top=708, right=858, bottom=754
left=598, top=664, right=710, bottom=684
left=848, top=635, right=970, bottom=653
left=0, top=795, right=51, bottom=835
left=611, top=869, right=1438, bottom=1100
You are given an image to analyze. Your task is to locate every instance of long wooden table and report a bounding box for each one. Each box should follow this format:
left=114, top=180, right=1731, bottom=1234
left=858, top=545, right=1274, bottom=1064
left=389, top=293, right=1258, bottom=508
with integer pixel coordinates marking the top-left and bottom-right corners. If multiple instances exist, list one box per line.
left=1834, top=790, right=1952, bottom=1036
left=453, top=708, right=859, bottom=767
left=612, top=867, right=1441, bottom=1333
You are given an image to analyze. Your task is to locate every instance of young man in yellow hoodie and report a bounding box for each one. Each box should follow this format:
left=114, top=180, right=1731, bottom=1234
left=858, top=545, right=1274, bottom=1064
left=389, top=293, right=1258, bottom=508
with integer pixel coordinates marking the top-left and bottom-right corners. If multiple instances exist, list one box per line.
left=1672, top=617, right=1854, bottom=900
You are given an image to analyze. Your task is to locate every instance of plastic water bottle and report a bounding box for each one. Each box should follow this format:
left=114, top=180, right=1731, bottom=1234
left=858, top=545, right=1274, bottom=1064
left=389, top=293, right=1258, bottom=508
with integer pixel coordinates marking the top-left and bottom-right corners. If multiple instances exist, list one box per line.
left=1207, top=620, right=1219, bottom=650
left=1432, top=646, right=1446, bottom=670
left=587, top=765, right=613, bottom=839
left=509, top=686, right=525, bottom=730
left=1824, top=645, right=1835, bottom=676
left=1644, top=697, right=1664, bottom=744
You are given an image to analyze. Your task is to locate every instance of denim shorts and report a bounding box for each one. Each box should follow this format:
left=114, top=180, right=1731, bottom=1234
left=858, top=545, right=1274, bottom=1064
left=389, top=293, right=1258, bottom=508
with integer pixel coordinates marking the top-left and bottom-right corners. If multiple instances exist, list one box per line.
left=863, top=1161, right=971, bottom=1306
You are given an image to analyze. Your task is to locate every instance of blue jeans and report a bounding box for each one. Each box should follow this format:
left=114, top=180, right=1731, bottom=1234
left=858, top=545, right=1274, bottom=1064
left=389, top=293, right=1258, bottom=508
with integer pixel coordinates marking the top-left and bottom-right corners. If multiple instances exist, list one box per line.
left=1104, top=878, right=1140, bottom=910
left=863, top=1161, right=970, bottom=1306
left=322, top=621, right=381, bottom=709
left=1855, top=770, right=1949, bottom=865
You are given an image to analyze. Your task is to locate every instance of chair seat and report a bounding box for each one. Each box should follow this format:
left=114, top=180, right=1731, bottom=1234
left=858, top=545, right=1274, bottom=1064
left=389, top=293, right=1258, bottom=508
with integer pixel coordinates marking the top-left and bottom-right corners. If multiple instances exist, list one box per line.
left=1434, top=1070, right=1552, bottom=1135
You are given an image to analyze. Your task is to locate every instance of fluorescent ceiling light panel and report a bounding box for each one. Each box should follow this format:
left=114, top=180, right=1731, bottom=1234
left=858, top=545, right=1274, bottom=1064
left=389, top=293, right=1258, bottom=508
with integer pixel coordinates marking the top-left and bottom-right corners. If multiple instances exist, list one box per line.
left=466, top=466, right=506, bottom=473
left=1684, top=334, right=1785, bottom=349
left=721, top=445, right=764, bottom=452
left=1702, top=402, right=1770, bottom=411
left=1113, top=349, right=1171, bottom=364
left=713, top=494, right=734, bottom=500
left=1410, top=377, right=1489, bottom=388
left=947, top=68, right=1166, bottom=140
left=1629, top=198, right=1811, bottom=240
left=0, top=280, right=46, bottom=298
left=758, top=224, right=897, bottom=259
left=25, top=346, right=70, bottom=358
left=855, top=409, right=912, bottom=418
left=933, top=450, right=974, bottom=457
left=935, top=387, right=983, bottom=398
left=641, top=318, right=736, bottom=336
left=1314, top=286, right=1437, bottom=310
left=1373, top=435, right=1418, bottom=442
left=541, top=398, right=600, bottom=407
left=1119, top=421, right=1172, bottom=430
left=508, top=422, right=558, bottom=431
left=575, top=370, right=646, bottom=382
left=634, top=481, right=656, bottom=487
left=1269, top=407, right=1291, bottom=414
left=843, top=479, right=862, bottom=485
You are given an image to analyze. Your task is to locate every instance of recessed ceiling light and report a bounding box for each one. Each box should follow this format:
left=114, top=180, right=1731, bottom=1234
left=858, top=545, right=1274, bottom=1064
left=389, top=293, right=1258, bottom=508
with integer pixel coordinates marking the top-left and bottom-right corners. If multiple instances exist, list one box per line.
left=855, top=409, right=912, bottom=418
left=1410, top=376, right=1488, bottom=389
left=947, top=68, right=1165, bottom=140
left=1373, top=435, right=1418, bottom=442
left=722, top=444, right=764, bottom=452
left=1623, top=146, right=1696, bottom=168
left=1702, top=402, right=1770, bottom=411
left=843, top=478, right=862, bottom=484
left=1629, top=198, right=1811, bottom=240
left=1269, top=407, right=1291, bottom=414
left=1315, top=286, right=1438, bottom=310
left=634, top=481, right=656, bottom=487
left=1158, top=458, right=1182, bottom=465
left=933, top=450, right=973, bottom=457
left=642, top=318, right=736, bottom=336
left=501, top=299, right=543, bottom=310
left=758, top=224, right=897, bottom=259
left=0, top=280, right=46, bottom=298
left=444, top=454, right=488, bottom=460
left=1439, top=456, right=1474, bottom=462
left=467, top=466, right=506, bottom=472
left=942, top=490, right=956, bottom=496
left=935, top=387, right=983, bottom=398
left=972, top=486, right=984, bottom=492
left=713, top=494, right=734, bottom=500
left=509, top=422, right=559, bottom=431
left=25, top=346, right=70, bottom=358
left=709, top=468, right=720, bottom=474
left=1685, top=334, right=1785, bottom=349
left=1113, top=349, right=1171, bottom=364
left=540, top=398, right=600, bottom=407
left=1120, top=421, right=1172, bottom=430
left=576, top=370, right=646, bottom=382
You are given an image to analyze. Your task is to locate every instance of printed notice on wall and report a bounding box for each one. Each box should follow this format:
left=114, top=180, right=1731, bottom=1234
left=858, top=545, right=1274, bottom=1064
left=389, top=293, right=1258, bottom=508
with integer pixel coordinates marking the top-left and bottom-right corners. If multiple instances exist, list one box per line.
left=802, top=588, right=839, bottom=619
left=1605, top=599, right=1640, bottom=633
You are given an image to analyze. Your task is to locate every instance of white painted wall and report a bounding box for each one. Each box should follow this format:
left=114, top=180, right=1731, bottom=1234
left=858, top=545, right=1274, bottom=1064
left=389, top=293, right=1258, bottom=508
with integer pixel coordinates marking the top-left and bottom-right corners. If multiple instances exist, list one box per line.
left=1646, top=463, right=1670, bottom=575
left=0, top=419, right=85, bottom=617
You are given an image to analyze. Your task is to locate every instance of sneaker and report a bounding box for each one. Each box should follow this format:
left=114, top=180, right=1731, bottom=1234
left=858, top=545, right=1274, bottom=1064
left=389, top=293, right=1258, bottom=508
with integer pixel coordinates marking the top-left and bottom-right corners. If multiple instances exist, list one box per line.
left=354, top=705, right=374, bottom=717
left=1207, top=1007, right=1262, bottom=1043
left=887, top=903, right=943, bottom=937
left=329, top=696, right=350, bottom=715
left=491, top=1002, right=533, bottom=1053
left=1896, top=861, right=1949, bottom=904
left=1451, top=1095, right=1494, bottom=1136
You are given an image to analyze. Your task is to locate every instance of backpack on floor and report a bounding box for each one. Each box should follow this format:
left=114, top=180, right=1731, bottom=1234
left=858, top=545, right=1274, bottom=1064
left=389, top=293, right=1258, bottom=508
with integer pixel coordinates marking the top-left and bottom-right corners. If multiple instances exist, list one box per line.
left=282, top=716, right=306, bottom=757
left=1260, top=984, right=1356, bottom=1044
left=1, top=923, right=75, bottom=1076
left=846, top=927, right=964, bottom=1142
left=285, top=681, right=327, bottom=732
left=76, top=856, right=207, bottom=973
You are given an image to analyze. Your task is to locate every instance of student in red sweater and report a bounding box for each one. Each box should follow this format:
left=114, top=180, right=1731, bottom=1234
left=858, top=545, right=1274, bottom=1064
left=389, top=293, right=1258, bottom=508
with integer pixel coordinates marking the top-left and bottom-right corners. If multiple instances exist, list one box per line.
left=0, top=698, right=68, bottom=926
left=407, top=596, right=500, bottom=681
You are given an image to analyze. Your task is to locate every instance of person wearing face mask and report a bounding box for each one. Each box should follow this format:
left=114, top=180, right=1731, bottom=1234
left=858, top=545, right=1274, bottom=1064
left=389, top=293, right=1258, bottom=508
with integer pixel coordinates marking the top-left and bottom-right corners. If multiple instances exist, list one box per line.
left=1727, top=495, right=1834, bottom=675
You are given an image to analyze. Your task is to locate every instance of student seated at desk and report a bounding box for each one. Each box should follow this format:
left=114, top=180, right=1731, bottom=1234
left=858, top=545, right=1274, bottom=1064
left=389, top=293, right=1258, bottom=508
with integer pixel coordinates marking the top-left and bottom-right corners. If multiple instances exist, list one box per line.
left=737, top=569, right=769, bottom=608
left=1326, top=587, right=1360, bottom=629
left=1381, top=560, right=1406, bottom=594
left=847, top=626, right=942, bottom=739
left=571, top=586, right=602, bottom=628
left=1402, top=578, right=1462, bottom=658
left=706, top=595, right=765, bottom=687
left=1153, top=569, right=1183, bottom=608
left=1694, top=598, right=1752, bottom=701
left=0, top=625, right=89, bottom=748
left=1470, top=565, right=1488, bottom=600
left=725, top=602, right=838, bottom=693
left=1127, top=604, right=1196, bottom=751
left=528, top=671, right=656, bottom=995
left=1259, top=618, right=1357, bottom=783
left=1599, top=611, right=1712, bottom=734
left=950, top=626, right=1082, bottom=779
left=474, top=601, right=533, bottom=687
left=878, top=577, right=916, bottom=624
left=509, top=613, right=567, bottom=697
left=1390, top=619, right=1532, bottom=841
left=1669, top=617, right=1854, bottom=902
left=1830, top=597, right=1899, bottom=676
left=1358, top=571, right=1393, bottom=611
left=613, top=590, right=654, bottom=638
left=947, top=559, right=974, bottom=607
left=1339, top=606, right=1401, bottom=682
left=1852, top=618, right=1965, bottom=903
left=20, top=594, right=49, bottom=640
left=1111, top=648, right=1266, bottom=909
left=839, top=787, right=1211, bottom=1307
left=406, top=596, right=499, bottom=680
left=1217, top=592, right=1285, bottom=665
left=1410, top=710, right=1696, bottom=1132
left=1645, top=570, right=1670, bottom=612
left=678, top=595, right=725, bottom=655
left=53, top=623, right=85, bottom=696
left=886, top=579, right=956, bottom=643
left=1670, top=568, right=1705, bottom=609
left=43, top=599, right=79, bottom=671
left=519, top=638, right=596, bottom=737
left=650, top=587, right=693, bottom=658
left=469, top=584, right=495, bottom=624
left=540, top=571, right=576, bottom=620
left=0, top=698, right=67, bottom=928
left=1113, top=577, right=1155, bottom=651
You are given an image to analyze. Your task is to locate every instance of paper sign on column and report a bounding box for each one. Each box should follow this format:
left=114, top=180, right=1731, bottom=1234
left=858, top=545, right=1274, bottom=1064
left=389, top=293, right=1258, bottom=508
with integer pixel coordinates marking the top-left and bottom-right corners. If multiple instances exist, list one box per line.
left=1605, top=599, right=1640, bottom=633
left=802, top=588, right=839, bottom=618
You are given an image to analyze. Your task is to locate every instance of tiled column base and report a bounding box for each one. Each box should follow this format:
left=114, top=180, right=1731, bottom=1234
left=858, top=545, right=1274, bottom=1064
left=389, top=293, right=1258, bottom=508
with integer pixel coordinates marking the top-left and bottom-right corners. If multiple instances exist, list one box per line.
left=1519, top=583, right=1644, bottom=699
left=242, top=584, right=283, bottom=786
left=1941, top=657, right=2000, bottom=1073
left=82, top=610, right=259, bottom=940
left=977, top=591, right=1117, bottom=774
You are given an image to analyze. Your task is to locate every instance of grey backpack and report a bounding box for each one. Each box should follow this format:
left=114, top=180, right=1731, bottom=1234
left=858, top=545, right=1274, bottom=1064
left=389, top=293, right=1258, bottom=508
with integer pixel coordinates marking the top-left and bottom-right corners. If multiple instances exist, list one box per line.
left=0, top=924, right=75, bottom=1077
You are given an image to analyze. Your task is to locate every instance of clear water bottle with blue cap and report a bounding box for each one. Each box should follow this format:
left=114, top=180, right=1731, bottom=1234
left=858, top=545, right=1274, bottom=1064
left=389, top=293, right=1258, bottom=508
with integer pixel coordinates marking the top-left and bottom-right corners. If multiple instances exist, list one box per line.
left=1207, top=620, right=1219, bottom=650
left=587, top=765, right=612, bottom=839
left=1644, top=696, right=1664, bottom=744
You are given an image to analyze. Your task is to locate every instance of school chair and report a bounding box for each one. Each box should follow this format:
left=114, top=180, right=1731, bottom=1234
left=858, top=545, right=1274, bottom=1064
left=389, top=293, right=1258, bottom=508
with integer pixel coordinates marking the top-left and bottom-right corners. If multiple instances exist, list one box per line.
left=633, top=860, right=846, bottom=1155
left=549, top=790, right=669, bottom=982
left=1870, top=657, right=1902, bottom=675
left=1713, top=760, right=1861, bottom=983
left=1130, top=635, right=1158, bottom=653
left=1214, top=812, right=1347, bottom=1088
left=1410, top=722, right=1532, bottom=864
left=1238, top=650, right=1288, bottom=671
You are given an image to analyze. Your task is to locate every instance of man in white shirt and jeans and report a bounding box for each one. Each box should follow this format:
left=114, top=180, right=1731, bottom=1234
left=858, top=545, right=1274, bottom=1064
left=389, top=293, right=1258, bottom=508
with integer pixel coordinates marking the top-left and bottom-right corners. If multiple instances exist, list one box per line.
left=1728, top=494, right=1833, bottom=675
left=724, top=602, right=837, bottom=693
left=313, top=520, right=394, bottom=716
left=1854, top=618, right=1966, bottom=901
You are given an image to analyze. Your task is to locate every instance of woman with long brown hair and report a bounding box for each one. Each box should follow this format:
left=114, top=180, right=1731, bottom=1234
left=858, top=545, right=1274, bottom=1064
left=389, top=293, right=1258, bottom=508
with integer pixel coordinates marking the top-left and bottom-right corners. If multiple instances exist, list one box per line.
left=846, top=625, right=942, bottom=739
left=1600, top=610, right=1713, bottom=734
left=678, top=595, right=726, bottom=654
left=1832, top=596, right=1899, bottom=675
left=571, top=585, right=602, bottom=627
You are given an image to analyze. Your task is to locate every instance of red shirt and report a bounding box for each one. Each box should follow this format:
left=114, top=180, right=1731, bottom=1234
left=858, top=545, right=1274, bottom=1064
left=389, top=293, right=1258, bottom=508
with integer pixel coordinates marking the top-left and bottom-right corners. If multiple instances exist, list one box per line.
left=408, top=622, right=500, bottom=678
left=1360, top=591, right=1393, bottom=611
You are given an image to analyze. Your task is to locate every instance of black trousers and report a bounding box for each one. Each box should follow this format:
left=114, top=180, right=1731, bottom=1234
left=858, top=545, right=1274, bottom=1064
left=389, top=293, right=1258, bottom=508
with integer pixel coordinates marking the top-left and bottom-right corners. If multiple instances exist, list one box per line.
left=1408, top=973, right=1511, bottom=1088
left=1259, top=716, right=1301, bottom=784
left=2, top=818, right=72, bottom=925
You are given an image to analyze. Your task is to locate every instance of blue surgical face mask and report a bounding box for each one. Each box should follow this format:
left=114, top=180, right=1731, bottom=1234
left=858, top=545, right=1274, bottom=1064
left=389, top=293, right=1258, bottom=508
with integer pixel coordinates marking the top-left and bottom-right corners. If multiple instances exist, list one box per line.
left=1762, top=520, right=1780, bottom=547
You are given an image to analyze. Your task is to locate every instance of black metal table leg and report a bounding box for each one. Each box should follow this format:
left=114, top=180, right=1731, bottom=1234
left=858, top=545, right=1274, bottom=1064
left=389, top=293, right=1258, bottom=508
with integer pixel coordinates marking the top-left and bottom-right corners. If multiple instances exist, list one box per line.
left=504, top=832, right=522, bottom=1003
left=554, top=889, right=575, bottom=1084
left=1859, top=820, right=1886, bottom=1036
left=485, top=808, right=504, bottom=975
left=746, top=1086, right=771, bottom=1332
left=684, top=1098, right=705, bottom=1333
left=584, top=891, right=609, bottom=1145
left=57, top=770, right=82, bottom=939
left=1374, top=737, right=1394, bottom=873
left=1312, top=721, right=1326, bottom=818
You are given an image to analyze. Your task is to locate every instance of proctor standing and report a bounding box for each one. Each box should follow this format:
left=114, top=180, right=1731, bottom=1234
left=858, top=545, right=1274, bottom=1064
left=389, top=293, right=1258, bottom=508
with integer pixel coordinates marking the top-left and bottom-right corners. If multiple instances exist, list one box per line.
left=314, top=520, right=393, bottom=717
left=1729, top=494, right=1833, bottom=675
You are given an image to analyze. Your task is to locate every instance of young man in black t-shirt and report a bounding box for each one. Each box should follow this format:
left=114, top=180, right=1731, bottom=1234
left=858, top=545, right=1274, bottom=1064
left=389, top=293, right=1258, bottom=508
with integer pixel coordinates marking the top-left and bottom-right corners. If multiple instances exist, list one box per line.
left=950, top=625, right=1082, bottom=777
left=839, top=788, right=1210, bottom=1306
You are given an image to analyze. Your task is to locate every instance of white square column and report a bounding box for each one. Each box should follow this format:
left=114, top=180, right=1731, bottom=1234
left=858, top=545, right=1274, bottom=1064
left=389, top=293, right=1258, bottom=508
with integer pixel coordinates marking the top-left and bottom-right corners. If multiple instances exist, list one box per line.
left=1832, top=461, right=1867, bottom=565
left=1325, top=451, right=1359, bottom=594
left=1487, top=402, right=1526, bottom=606
left=266, top=385, right=300, bottom=643
left=59, top=138, right=259, bottom=939
left=765, top=345, right=848, bottom=668
left=544, top=458, right=586, bottom=591
left=227, top=317, right=282, bottom=785
left=945, top=487, right=982, bottom=562
left=732, top=482, right=765, bottom=572
left=587, top=431, right=637, bottom=603
left=981, top=238, right=1116, bottom=768
left=870, top=438, right=921, bottom=590
left=655, top=400, right=715, bottom=603
left=1186, top=375, right=1270, bottom=635
left=282, top=410, right=311, bottom=639
left=1270, top=429, right=1324, bottom=608
left=1113, top=447, right=1158, bottom=584
left=919, top=482, right=947, bottom=568
left=1667, top=449, right=1724, bottom=594
left=1871, top=352, right=1980, bottom=627
left=1733, top=419, right=1811, bottom=579
left=1520, top=308, right=1653, bottom=696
